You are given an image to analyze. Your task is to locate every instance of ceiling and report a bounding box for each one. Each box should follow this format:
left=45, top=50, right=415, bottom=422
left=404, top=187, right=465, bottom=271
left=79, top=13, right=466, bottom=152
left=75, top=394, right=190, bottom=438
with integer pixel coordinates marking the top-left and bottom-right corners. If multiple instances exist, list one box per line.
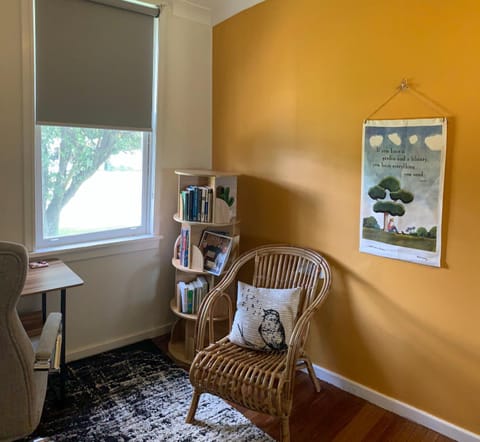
left=186, top=0, right=265, bottom=25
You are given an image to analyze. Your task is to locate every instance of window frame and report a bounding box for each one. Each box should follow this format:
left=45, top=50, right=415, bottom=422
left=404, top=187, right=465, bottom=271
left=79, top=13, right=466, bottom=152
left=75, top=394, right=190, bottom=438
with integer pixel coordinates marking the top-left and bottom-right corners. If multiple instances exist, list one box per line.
left=27, top=0, right=159, bottom=252
left=33, top=126, right=155, bottom=249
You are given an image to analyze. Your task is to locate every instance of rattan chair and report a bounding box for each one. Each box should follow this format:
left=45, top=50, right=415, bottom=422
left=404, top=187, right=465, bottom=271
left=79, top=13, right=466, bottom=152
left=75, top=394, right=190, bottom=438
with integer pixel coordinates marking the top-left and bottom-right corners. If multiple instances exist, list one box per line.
left=186, top=244, right=332, bottom=442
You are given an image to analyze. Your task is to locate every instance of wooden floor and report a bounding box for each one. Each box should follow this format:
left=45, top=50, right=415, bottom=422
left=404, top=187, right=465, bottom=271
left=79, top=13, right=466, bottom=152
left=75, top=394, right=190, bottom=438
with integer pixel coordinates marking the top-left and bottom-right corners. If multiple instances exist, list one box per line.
left=152, top=336, right=454, bottom=442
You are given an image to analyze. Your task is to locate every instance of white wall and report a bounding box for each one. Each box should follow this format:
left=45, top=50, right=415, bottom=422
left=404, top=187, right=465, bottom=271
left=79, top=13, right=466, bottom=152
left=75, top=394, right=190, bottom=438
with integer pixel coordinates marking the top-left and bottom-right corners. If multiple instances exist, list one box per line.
left=0, top=2, right=25, bottom=243
left=2, top=0, right=212, bottom=360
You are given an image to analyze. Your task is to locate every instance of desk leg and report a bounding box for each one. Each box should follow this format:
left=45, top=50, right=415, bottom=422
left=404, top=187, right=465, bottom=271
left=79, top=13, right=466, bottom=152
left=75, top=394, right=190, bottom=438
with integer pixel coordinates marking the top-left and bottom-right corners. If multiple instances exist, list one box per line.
left=60, top=288, right=67, bottom=402
left=42, top=293, right=47, bottom=323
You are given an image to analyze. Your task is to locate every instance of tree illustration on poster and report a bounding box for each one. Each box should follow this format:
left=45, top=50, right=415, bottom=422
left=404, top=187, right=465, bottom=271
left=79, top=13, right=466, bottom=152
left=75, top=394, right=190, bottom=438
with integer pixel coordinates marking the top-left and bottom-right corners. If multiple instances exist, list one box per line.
left=359, top=118, right=447, bottom=267
left=368, top=176, right=414, bottom=231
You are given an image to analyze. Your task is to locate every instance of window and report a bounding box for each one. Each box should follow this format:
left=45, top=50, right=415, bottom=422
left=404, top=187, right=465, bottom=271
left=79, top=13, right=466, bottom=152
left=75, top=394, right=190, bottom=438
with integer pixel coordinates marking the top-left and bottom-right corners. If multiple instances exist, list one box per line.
left=33, top=0, right=160, bottom=249
left=36, top=126, right=151, bottom=246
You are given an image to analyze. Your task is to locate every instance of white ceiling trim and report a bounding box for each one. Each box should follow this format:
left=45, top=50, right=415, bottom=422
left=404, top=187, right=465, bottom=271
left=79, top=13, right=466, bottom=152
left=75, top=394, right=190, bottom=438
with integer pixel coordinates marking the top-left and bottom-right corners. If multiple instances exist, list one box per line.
left=169, top=0, right=265, bottom=26
left=211, top=0, right=265, bottom=26
left=171, top=0, right=212, bottom=25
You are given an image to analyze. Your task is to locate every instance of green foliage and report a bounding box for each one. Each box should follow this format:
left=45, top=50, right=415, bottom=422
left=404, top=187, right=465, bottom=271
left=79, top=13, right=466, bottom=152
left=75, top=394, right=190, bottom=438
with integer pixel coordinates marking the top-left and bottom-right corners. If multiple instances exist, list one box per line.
left=373, top=201, right=405, bottom=217
left=390, top=189, right=414, bottom=204
left=216, top=186, right=235, bottom=207
left=104, top=161, right=134, bottom=172
left=428, top=226, right=437, bottom=239
left=363, top=216, right=380, bottom=229
left=416, top=227, right=428, bottom=238
left=378, top=176, right=400, bottom=192
left=41, top=126, right=142, bottom=236
left=368, top=176, right=414, bottom=229
left=362, top=228, right=436, bottom=252
left=367, top=185, right=386, bottom=200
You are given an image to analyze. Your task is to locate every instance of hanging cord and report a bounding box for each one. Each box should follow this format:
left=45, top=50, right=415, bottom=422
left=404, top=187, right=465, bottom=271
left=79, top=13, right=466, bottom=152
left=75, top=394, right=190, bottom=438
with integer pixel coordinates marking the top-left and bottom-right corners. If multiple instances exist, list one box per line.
left=364, top=79, right=448, bottom=121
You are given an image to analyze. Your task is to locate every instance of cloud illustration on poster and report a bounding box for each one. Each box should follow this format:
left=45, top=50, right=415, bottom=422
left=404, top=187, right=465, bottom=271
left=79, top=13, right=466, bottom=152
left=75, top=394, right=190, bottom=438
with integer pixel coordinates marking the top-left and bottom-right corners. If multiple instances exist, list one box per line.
left=425, top=134, right=443, bottom=151
left=409, top=135, right=418, bottom=144
left=388, top=133, right=401, bottom=145
left=369, top=135, right=383, bottom=148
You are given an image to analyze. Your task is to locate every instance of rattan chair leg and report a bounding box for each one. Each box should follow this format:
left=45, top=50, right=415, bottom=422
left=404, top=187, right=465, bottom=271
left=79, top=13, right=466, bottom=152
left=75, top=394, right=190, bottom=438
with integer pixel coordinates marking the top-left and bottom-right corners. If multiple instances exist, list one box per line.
left=281, top=416, right=290, bottom=442
left=186, top=389, right=201, bottom=423
left=304, top=356, right=321, bottom=392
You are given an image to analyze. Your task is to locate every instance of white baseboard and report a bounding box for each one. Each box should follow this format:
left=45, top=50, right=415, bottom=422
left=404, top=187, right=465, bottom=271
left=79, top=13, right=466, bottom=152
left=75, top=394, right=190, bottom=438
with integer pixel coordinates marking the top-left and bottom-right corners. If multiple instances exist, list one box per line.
left=67, top=323, right=172, bottom=362
left=309, top=364, right=480, bottom=442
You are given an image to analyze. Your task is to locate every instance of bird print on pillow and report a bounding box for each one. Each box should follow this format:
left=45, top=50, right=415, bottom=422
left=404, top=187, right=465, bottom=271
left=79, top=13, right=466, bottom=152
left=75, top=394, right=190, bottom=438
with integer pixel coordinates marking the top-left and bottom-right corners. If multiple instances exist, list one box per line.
left=258, top=309, right=288, bottom=351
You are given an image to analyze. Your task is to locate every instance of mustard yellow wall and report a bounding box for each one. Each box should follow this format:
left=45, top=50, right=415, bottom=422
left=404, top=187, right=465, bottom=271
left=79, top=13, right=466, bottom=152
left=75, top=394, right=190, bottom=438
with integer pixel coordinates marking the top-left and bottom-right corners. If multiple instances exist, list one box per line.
left=213, top=0, right=480, bottom=434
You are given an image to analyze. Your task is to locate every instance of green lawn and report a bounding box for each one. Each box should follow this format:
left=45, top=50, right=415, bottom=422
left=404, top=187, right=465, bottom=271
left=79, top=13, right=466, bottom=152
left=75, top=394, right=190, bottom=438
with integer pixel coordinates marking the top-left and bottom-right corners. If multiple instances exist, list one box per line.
left=362, top=228, right=436, bottom=252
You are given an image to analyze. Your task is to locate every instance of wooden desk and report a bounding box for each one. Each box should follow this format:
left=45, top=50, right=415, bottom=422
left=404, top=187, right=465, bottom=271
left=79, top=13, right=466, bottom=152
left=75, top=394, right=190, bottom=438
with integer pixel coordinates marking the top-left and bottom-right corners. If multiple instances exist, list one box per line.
left=21, top=259, right=84, bottom=400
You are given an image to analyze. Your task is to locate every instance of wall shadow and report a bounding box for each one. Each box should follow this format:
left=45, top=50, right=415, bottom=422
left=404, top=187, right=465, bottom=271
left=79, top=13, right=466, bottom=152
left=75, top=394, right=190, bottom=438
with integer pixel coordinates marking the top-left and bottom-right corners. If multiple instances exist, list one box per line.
left=309, top=252, right=480, bottom=429
left=237, top=174, right=322, bottom=252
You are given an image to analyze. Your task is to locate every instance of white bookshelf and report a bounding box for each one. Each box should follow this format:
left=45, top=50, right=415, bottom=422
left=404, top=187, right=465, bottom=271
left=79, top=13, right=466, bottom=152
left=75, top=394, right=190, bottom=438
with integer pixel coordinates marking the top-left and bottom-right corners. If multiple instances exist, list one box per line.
left=168, top=169, right=240, bottom=365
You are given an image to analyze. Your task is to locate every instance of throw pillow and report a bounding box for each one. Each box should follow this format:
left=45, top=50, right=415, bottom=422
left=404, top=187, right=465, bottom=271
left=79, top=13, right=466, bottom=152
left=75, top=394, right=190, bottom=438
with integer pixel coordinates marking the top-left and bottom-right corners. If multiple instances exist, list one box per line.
left=229, top=281, right=302, bottom=352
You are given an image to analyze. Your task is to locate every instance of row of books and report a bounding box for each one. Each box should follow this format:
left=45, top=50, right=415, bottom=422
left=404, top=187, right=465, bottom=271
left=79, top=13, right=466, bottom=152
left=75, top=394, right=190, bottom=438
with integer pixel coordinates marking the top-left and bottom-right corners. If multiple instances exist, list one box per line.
left=178, top=226, right=191, bottom=267
left=177, top=276, right=209, bottom=314
left=179, top=186, right=214, bottom=222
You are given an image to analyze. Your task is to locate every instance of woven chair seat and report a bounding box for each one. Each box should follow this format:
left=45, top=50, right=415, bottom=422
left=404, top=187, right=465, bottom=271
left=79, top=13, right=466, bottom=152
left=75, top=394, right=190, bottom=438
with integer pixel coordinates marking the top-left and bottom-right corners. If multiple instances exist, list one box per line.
left=190, top=337, right=288, bottom=416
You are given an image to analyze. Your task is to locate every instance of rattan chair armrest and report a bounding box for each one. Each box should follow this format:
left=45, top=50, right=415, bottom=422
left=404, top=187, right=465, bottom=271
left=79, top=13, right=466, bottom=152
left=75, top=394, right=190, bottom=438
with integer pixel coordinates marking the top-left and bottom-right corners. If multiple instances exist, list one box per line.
left=285, top=272, right=332, bottom=369
left=194, top=264, right=241, bottom=352
left=285, top=290, right=329, bottom=375
left=195, top=288, right=221, bottom=347
left=195, top=289, right=235, bottom=352
left=284, top=311, right=311, bottom=376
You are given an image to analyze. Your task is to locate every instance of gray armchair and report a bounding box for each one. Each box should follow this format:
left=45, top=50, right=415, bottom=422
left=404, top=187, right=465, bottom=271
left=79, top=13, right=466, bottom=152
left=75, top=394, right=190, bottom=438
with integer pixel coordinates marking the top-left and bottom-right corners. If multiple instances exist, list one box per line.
left=0, top=241, right=62, bottom=442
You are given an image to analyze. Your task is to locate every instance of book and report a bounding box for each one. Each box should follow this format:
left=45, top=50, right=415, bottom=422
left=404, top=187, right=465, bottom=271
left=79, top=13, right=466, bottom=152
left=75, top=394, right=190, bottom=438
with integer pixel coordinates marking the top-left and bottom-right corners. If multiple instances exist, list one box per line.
left=178, top=281, right=188, bottom=313
left=177, top=276, right=210, bottom=314
left=192, top=186, right=199, bottom=221
left=191, top=279, right=202, bottom=313
left=197, top=275, right=209, bottom=306
left=180, top=185, right=214, bottom=222
left=187, top=186, right=194, bottom=221
left=200, top=186, right=207, bottom=222
left=179, top=226, right=191, bottom=267
left=199, top=230, right=233, bottom=276
left=207, top=187, right=213, bottom=222
left=186, top=284, right=194, bottom=313
left=177, top=281, right=186, bottom=311
left=180, top=190, right=188, bottom=220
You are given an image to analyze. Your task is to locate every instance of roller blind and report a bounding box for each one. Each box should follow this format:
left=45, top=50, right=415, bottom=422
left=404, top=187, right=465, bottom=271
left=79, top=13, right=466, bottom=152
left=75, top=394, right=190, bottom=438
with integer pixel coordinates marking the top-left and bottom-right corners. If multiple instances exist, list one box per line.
left=35, top=0, right=159, bottom=130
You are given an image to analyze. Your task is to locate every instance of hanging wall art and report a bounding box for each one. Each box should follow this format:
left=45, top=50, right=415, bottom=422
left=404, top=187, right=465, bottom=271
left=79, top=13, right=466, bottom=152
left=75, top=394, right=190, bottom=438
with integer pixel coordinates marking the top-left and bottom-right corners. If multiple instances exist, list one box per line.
left=360, top=117, right=447, bottom=266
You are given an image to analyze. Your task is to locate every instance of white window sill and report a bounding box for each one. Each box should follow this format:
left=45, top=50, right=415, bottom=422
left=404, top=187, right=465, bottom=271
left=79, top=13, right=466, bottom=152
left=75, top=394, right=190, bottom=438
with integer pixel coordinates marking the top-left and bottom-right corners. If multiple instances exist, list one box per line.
left=30, top=234, right=164, bottom=263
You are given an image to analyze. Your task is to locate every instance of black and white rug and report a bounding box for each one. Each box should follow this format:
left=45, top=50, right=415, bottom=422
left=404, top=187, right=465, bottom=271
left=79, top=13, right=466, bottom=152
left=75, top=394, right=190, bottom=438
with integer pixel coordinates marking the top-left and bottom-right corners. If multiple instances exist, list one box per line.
left=28, top=340, right=273, bottom=441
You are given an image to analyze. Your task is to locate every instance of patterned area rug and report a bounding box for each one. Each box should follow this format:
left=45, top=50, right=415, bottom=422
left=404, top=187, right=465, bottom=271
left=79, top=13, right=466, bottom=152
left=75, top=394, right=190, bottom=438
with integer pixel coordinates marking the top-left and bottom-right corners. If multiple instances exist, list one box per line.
left=28, top=340, right=273, bottom=441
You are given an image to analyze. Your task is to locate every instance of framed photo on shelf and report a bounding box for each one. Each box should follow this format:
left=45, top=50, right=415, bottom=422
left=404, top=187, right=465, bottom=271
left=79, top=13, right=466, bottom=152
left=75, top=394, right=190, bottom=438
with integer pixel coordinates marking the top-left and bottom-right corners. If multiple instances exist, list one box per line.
left=199, top=231, right=233, bottom=276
